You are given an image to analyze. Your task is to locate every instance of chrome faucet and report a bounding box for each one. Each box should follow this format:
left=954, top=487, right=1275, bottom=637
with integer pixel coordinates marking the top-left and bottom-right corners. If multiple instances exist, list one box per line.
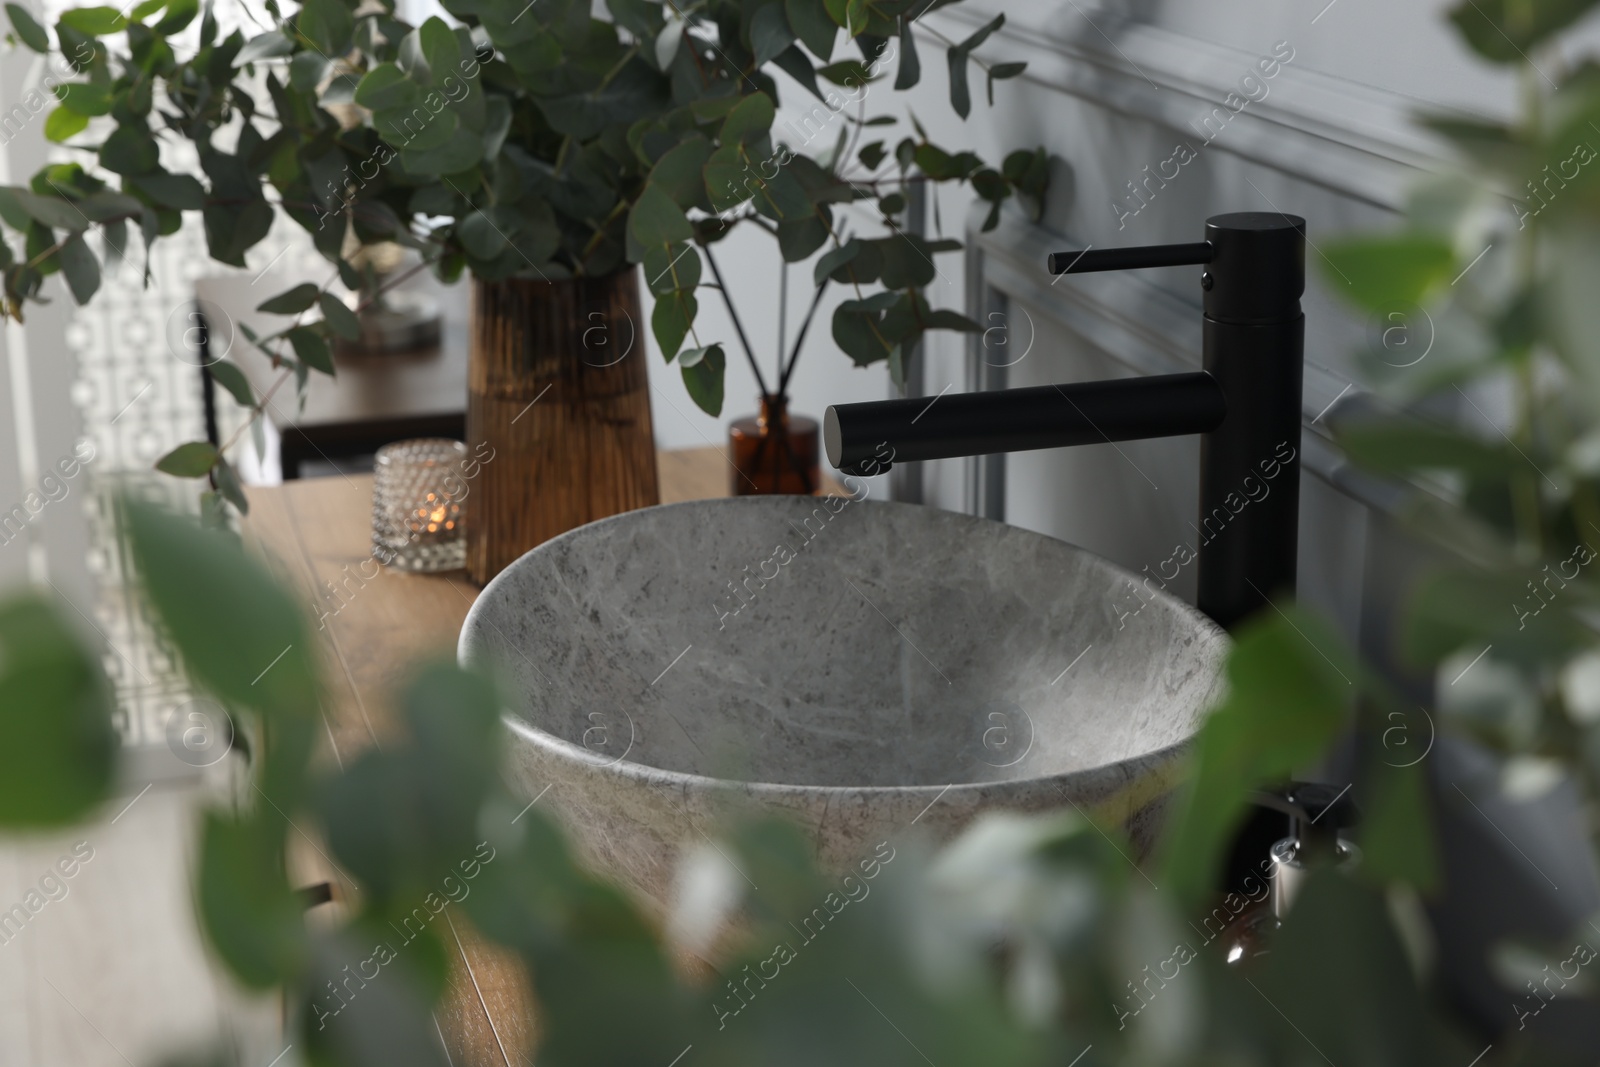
left=823, top=212, right=1306, bottom=630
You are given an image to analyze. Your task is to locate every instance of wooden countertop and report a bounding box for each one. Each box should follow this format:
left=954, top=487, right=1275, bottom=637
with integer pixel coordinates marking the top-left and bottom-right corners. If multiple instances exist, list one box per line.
left=241, top=446, right=832, bottom=1065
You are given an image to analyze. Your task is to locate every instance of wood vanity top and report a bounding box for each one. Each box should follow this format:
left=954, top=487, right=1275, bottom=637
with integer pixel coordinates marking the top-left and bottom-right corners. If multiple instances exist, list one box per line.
left=242, top=446, right=840, bottom=1066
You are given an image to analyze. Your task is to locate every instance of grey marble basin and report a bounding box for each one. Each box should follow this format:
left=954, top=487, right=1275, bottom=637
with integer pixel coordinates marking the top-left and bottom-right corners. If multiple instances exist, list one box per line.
left=459, top=494, right=1228, bottom=909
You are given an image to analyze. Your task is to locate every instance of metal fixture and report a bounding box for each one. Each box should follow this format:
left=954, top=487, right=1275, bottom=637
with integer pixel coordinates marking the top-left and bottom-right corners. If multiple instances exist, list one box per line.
left=823, top=212, right=1306, bottom=629
left=1252, top=782, right=1361, bottom=918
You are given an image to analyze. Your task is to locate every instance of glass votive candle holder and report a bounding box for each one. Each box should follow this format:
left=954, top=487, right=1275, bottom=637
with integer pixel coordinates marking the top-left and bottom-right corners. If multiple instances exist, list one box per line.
left=372, top=438, right=468, bottom=572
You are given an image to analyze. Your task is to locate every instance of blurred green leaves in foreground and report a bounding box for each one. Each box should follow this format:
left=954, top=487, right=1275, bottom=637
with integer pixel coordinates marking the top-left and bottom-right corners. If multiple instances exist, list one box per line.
left=0, top=491, right=1465, bottom=1064
left=0, top=594, right=116, bottom=826
left=8, top=0, right=1600, bottom=1063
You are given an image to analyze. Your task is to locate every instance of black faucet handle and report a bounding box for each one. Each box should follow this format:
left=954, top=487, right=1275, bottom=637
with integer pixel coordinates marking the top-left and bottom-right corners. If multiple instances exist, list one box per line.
left=1047, top=241, right=1214, bottom=275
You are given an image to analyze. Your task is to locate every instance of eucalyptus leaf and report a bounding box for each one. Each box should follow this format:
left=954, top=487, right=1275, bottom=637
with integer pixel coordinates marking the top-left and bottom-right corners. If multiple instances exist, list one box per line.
left=721, top=91, right=777, bottom=144
left=814, top=239, right=859, bottom=285
left=319, top=291, right=362, bottom=341
left=643, top=240, right=700, bottom=296
left=155, top=440, right=219, bottom=476
left=150, top=0, right=196, bottom=34
left=131, top=171, right=205, bottom=210
left=5, top=3, right=48, bottom=52
left=817, top=58, right=871, bottom=85
left=646, top=135, right=714, bottom=209
left=458, top=207, right=510, bottom=260
left=233, top=28, right=292, bottom=65
left=1159, top=605, right=1357, bottom=903
left=894, top=14, right=919, bottom=89
left=11, top=189, right=89, bottom=229
left=1448, top=0, right=1599, bottom=62
left=43, top=105, right=88, bottom=143
left=296, top=0, right=354, bottom=56
left=1263, top=872, right=1439, bottom=1062
left=196, top=811, right=308, bottom=988
left=375, top=103, right=459, bottom=154
left=1335, top=418, right=1520, bottom=479
left=651, top=289, right=696, bottom=360
left=55, top=82, right=111, bottom=115
left=986, top=60, right=1025, bottom=104
left=1319, top=233, right=1456, bottom=313
left=213, top=455, right=248, bottom=514
left=748, top=159, right=813, bottom=223
left=257, top=283, right=321, bottom=315
left=628, top=182, right=692, bottom=248
left=58, top=5, right=124, bottom=35
left=750, top=3, right=795, bottom=66
left=287, top=325, right=334, bottom=375
left=771, top=43, right=824, bottom=101
left=397, top=124, right=482, bottom=177
left=288, top=51, right=332, bottom=92
left=653, top=17, right=682, bottom=70
left=208, top=359, right=253, bottom=406
left=787, top=0, right=835, bottom=59
left=100, top=126, right=160, bottom=176
left=680, top=342, right=724, bottom=415
left=418, top=15, right=460, bottom=81
left=481, top=96, right=512, bottom=160
left=300, top=932, right=451, bottom=1067
left=122, top=498, right=319, bottom=718
left=947, top=47, right=971, bottom=119
left=56, top=231, right=98, bottom=303
left=74, top=188, right=140, bottom=221
left=355, top=63, right=422, bottom=110
left=0, top=595, right=116, bottom=828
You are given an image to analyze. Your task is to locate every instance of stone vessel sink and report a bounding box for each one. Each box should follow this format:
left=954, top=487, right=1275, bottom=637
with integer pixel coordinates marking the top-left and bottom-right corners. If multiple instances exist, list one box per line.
left=459, top=494, right=1228, bottom=909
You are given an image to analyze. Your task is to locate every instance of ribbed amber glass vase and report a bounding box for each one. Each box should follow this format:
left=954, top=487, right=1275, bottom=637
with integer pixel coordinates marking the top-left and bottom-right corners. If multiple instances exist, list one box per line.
left=466, top=270, right=659, bottom=584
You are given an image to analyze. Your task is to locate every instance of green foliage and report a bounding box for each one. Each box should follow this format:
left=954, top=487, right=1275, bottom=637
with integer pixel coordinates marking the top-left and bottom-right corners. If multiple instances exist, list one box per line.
left=679, top=342, right=726, bottom=415
left=1359, top=760, right=1440, bottom=890
left=207, top=360, right=252, bottom=406
left=155, top=440, right=219, bottom=476
left=0, top=595, right=116, bottom=827
left=317, top=662, right=504, bottom=900
left=1258, top=872, right=1438, bottom=1063
left=5, top=3, right=48, bottom=52
left=1313, top=5, right=1600, bottom=832
left=197, top=810, right=309, bottom=988
left=1448, top=0, right=1600, bottom=62
left=122, top=499, right=317, bottom=719
left=1161, top=605, right=1358, bottom=901
left=1319, top=232, right=1456, bottom=312
left=0, top=0, right=1045, bottom=430
left=257, top=283, right=321, bottom=315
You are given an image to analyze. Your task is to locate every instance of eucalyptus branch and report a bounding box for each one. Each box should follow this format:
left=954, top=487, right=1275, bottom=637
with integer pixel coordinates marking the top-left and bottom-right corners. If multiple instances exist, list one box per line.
left=216, top=256, right=439, bottom=458
left=703, top=244, right=771, bottom=396
left=216, top=366, right=295, bottom=457
left=596, top=43, right=642, bottom=91
left=576, top=198, right=632, bottom=273
left=20, top=207, right=143, bottom=273
left=918, top=22, right=1003, bottom=76
left=838, top=84, right=869, bottom=186
left=777, top=276, right=828, bottom=397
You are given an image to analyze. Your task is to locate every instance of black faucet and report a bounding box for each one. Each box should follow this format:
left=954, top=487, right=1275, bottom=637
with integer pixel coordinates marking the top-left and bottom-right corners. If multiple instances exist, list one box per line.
left=823, top=212, right=1306, bottom=630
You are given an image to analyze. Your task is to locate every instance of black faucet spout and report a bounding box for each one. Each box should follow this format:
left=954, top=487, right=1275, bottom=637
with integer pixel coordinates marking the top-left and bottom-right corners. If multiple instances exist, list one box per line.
left=1047, top=241, right=1213, bottom=275
left=825, top=372, right=1225, bottom=476
left=824, top=212, right=1306, bottom=631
